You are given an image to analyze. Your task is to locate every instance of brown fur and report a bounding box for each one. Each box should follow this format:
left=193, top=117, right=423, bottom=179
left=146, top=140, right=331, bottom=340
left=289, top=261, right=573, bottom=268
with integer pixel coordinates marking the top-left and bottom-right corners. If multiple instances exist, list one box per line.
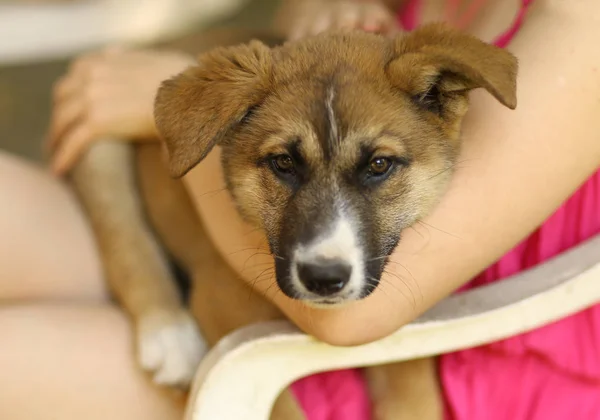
left=156, top=24, right=517, bottom=302
left=70, top=24, right=517, bottom=419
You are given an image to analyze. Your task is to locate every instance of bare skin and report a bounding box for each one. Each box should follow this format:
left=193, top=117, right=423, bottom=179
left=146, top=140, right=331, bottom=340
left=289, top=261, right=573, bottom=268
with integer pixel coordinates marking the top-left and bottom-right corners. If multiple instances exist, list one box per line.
left=1, top=0, right=599, bottom=418
left=0, top=151, right=105, bottom=301
left=0, top=152, right=185, bottom=420
left=47, top=48, right=194, bottom=175
left=0, top=304, right=186, bottom=420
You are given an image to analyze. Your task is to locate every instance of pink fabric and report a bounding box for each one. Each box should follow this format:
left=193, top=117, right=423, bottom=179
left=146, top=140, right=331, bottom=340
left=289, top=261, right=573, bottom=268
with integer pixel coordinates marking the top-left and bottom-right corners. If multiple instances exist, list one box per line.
left=397, top=0, right=422, bottom=31
left=397, top=0, right=534, bottom=47
left=291, top=370, right=371, bottom=419
left=493, top=0, right=534, bottom=48
left=290, top=2, right=600, bottom=419
left=441, top=171, right=600, bottom=420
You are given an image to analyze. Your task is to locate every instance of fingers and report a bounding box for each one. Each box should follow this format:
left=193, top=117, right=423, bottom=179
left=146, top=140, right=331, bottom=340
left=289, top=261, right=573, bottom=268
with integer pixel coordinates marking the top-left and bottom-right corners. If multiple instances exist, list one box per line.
left=311, top=13, right=337, bottom=36
left=53, top=74, right=80, bottom=104
left=46, top=46, right=174, bottom=175
left=331, top=6, right=361, bottom=31
left=360, top=6, right=396, bottom=33
left=46, top=47, right=124, bottom=174
left=289, top=15, right=314, bottom=41
left=47, top=56, right=101, bottom=174
left=48, top=90, right=83, bottom=151
left=287, top=2, right=400, bottom=41
left=51, top=124, right=94, bottom=175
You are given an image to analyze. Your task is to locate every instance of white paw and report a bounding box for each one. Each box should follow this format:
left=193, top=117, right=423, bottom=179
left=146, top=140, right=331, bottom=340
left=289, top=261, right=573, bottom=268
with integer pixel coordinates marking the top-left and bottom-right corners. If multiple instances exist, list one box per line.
left=137, top=309, right=207, bottom=388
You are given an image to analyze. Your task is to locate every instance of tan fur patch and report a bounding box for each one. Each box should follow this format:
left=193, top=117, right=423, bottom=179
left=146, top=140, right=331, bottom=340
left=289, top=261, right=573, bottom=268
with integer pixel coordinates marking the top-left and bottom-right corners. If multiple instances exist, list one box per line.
left=154, top=23, right=517, bottom=300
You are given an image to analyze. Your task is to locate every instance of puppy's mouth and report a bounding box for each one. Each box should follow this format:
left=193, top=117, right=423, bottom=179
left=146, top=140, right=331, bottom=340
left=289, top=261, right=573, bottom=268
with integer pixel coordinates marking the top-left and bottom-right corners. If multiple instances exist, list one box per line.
left=273, top=244, right=373, bottom=304
left=270, top=211, right=395, bottom=305
left=290, top=258, right=364, bottom=303
left=274, top=255, right=382, bottom=307
left=301, top=294, right=365, bottom=307
left=273, top=258, right=380, bottom=306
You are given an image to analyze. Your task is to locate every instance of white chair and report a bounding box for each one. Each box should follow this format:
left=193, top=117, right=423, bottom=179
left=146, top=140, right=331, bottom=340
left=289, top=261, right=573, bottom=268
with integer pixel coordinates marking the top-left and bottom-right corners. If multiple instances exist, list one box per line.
left=185, top=233, right=600, bottom=420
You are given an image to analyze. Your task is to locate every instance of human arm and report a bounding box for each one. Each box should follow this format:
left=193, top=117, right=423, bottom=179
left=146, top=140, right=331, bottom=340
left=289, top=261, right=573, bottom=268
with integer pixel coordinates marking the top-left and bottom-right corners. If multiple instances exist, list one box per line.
left=47, top=48, right=195, bottom=175
left=182, top=0, right=600, bottom=345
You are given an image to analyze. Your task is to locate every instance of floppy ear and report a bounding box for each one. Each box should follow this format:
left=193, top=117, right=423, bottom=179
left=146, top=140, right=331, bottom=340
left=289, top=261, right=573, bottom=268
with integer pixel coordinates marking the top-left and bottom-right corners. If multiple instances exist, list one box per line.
left=154, top=40, right=272, bottom=178
left=387, top=23, right=517, bottom=117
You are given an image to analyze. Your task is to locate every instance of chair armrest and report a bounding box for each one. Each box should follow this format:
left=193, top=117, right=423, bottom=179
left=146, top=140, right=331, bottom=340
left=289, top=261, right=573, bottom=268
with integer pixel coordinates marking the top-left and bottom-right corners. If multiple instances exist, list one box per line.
left=185, top=234, right=600, bottom=420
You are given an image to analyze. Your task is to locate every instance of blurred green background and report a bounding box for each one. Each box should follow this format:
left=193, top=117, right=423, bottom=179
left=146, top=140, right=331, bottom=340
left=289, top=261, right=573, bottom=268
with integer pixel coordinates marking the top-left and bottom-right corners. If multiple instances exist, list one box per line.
left=0, top=0, right=280, bottom=162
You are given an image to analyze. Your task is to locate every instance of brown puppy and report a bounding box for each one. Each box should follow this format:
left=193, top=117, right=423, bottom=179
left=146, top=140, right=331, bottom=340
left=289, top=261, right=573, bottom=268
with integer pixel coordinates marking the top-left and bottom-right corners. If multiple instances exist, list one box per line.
left=71, top=23, right=517, bottom=419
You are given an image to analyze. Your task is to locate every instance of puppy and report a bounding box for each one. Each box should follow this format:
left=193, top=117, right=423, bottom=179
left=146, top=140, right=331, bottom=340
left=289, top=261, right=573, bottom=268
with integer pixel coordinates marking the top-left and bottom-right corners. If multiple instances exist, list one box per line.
left=70, top=23, right=517, bottom=419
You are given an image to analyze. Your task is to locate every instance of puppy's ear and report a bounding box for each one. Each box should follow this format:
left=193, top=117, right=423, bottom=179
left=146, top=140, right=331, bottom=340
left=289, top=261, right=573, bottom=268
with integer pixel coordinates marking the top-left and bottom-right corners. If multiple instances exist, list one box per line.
left=388, top=23, right=517, bottom=117
left=154, top=41, right=272, bottom=178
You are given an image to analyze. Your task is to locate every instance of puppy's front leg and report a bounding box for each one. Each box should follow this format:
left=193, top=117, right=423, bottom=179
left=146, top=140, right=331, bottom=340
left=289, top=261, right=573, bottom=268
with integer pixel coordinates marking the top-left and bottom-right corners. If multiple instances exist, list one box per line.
left=365, top=358, right=443, bottom=420
left=71, top=141, right=206, bottom=388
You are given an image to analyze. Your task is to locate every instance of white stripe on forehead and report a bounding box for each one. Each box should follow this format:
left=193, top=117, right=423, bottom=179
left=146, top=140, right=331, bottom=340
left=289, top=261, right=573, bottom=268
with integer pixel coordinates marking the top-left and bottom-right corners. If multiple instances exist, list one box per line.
left=325, top=85, right=339, bottom=146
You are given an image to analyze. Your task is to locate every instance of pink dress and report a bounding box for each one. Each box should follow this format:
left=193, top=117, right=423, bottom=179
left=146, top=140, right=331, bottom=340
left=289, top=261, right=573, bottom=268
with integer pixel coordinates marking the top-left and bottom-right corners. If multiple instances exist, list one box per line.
left=291, top=2, right=600, bottom=419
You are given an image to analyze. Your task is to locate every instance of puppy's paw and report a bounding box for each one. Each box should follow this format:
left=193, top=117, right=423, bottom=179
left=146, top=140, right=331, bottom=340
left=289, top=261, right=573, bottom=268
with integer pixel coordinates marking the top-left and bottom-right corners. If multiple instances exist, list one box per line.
left=137, top=309, right=207, bottom=388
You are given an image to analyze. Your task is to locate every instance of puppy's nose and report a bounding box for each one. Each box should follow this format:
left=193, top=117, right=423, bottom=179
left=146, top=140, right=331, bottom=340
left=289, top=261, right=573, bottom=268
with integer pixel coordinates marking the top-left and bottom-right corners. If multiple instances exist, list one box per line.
left=297, top=260, right=352, bottom=296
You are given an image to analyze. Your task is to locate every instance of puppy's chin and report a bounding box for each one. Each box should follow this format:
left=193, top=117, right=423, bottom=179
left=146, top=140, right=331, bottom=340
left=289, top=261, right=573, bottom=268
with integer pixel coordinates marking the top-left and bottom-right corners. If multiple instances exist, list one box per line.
left=301, top=295, right=362, bottom=309
left=302, top=290, right=362, bottom=305
left=275, top=275, right=372, bottom=307
left=275, top=278, right=362, bottom=306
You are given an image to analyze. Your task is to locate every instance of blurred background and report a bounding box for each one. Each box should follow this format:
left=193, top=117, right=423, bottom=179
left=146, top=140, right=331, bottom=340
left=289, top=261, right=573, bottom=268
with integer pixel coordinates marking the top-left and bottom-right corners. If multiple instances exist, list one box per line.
left=0, top=0, right=280, bottom=161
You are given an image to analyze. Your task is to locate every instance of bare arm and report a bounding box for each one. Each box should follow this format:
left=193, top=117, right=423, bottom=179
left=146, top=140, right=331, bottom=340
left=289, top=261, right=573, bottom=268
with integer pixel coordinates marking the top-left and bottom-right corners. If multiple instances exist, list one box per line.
left=184, top=0, right=600, bottom=345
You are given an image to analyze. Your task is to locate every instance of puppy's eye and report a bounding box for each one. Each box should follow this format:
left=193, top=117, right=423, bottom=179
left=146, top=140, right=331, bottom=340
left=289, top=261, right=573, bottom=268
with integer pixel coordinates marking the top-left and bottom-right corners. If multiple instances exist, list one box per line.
left=271, top=154, right=295, bottom=175
left=368, top=157, right=393, bottom=176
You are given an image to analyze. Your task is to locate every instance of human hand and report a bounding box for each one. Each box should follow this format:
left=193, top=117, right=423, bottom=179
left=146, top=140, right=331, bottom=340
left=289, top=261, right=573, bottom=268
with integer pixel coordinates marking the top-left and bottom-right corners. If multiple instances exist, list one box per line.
left=47, top=47, right=194, bottom=175
left=284, top=0, right=401, bottom=41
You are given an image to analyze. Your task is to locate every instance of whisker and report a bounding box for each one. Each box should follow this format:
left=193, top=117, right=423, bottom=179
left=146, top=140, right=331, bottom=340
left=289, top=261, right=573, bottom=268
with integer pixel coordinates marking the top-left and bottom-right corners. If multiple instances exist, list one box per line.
left=249, top=268, right=275, bottom=290
left=226, top=247, right=286, bottom=264
left=263, top=276, right=281, bottom=300
left=379, top=271, right=411, bottom=297
left=416, top=220, right=462, bottom=239
left=226, top=247, right=270, bottom=256
left=423, top=158, right=475, bottom=182
left=385, top=260, right=418, bottom=287
left=367, top=277, right=393, bottom=305
left=382, top=270, right=418, bottom=309
left=245, top=260, right=275, bottom=269
left=196, top=186, right=228, bottom=199
left=409, top=224, right=428, bottom=241
left=367, top=255, right=389, bottom=262
left=247, top=268, right=275, bottom=301
left=240, top=251, right=266, bottom=273
left=242, top=227, right=262, bottom=237
left=424, top=164, right=455, bottom=182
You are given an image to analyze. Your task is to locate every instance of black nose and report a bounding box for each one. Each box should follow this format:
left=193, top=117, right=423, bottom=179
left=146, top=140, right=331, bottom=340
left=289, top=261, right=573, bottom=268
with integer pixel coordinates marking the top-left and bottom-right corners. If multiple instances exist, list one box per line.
left=297, top=260, right=352, bottom=296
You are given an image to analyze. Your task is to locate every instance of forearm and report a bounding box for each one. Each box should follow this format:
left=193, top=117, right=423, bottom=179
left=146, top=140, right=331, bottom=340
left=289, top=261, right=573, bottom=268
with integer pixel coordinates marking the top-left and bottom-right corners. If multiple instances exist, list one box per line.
left=305, top=1, right=600, bottom=344
left=183, top=2, right=600, bottom=345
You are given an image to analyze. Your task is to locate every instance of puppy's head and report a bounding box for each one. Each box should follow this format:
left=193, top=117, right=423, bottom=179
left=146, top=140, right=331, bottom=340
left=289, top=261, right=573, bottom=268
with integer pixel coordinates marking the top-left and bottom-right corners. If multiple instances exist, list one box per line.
left=155, top=23, right=517, bottom=306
